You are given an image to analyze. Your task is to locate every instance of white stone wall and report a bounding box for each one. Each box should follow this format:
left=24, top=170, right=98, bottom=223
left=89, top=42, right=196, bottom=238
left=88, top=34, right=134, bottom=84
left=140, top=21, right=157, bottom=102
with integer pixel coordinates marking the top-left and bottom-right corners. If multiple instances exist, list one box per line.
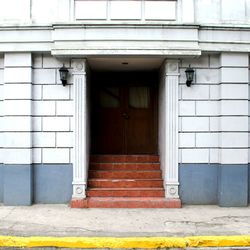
left=32, top=54, right=73, bottom=164
left=75, top=0, right=176, bottom=21
left=195, top=0, right=250, bottom=24
left=3, top=53, right=33, bottom=164
left=179, top=55, right=220, bottom=164
left=248, top=63, right=250, bottom=163
left=0, top=55, right=3, bottom=164
left=1, top=0, right=250, bottom=25
left=179, top=53, right=249, bottom=165
left=249, top=60, right=250, bottom=164
left=219, top=53, right=249, bottom=165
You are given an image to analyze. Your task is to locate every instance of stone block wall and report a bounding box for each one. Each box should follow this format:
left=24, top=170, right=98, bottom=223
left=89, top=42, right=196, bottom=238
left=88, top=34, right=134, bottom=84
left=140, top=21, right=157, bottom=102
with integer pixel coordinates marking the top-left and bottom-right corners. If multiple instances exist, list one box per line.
left=32, top=54, right=73, bottom=165
left=179, top=55, right=220, bottom=164
left=1, top=0, right=250, bottom=25
left=0, top=53, right=73, bottom=205
left=0, top=55, right=3, bottom=165
left=179, top=53, right=249, bottom=206
left=0, top=52, right=249, bottom=206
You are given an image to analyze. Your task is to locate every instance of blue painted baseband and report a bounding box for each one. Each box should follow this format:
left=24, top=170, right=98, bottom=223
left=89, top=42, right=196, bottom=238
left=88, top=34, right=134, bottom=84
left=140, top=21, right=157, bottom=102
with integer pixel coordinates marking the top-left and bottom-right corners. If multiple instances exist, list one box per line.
left=218, top=165, right=248, bottom=207
left=2, top=164, right=73, bottom=205
left=3, top=164, right=33, bottom=206
left=179, top=164, right=218, bottom=205
left=0, top=164, right=3, bottom=203
left=179, top=164, right=249, bottom=207
left=34, top=164, right=73, bottom=204
left=249, top=164, right=250, bottom=203
left=1, top=163, right=249, bottom=206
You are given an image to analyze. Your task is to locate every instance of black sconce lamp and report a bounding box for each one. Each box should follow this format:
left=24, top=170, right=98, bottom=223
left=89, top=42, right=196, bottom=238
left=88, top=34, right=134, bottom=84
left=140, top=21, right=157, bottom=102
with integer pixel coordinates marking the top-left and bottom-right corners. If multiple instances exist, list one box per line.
left=185, top=65, right=195, bottom=87
left=59, top=64, right=69, bottom=86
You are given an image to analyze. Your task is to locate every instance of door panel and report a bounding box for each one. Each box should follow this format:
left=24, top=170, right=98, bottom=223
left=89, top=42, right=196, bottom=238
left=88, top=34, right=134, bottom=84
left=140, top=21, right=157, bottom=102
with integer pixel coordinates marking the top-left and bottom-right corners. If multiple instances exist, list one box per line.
left=127, top=86, right=155, bottom=154
left=92, top=86, right=124, bottom=154
left=91, top=73, right=157, bottom=155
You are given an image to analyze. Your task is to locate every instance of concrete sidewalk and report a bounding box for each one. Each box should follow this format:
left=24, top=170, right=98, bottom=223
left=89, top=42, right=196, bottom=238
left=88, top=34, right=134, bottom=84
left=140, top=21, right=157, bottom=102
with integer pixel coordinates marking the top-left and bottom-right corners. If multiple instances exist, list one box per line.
left=0, top=204, right=250, bottom=237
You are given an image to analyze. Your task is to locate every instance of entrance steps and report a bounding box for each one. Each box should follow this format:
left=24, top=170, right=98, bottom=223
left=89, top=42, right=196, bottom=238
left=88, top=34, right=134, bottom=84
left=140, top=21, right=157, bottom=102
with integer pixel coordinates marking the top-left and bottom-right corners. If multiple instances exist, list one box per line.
left=71, top=155, right=181, bottom=208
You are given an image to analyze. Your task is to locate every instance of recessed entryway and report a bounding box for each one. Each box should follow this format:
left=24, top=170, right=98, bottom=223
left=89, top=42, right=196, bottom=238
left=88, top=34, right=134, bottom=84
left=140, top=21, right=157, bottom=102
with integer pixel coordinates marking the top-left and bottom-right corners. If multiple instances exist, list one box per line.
left=71, top=58, right=181, bottom=207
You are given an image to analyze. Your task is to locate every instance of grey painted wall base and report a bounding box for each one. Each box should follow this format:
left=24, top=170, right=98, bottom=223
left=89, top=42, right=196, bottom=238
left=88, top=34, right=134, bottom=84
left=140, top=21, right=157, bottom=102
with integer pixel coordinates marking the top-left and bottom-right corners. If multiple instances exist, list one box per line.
left=2, top=164, right=73, bottom=205
left=179, top=164, right=218, bottom=205
left=3, top=165, right=33, bottom=206
left=179, top=164, right=249, bottom=206
left=218, top=165, right=248, bottom=207
left=0, top=164, right=3, bottom=203
left=249, top=164, right=250, bottom=202
left=1, top=163, right=249, bottom=206
left=34, top=164, right=73, bottom=204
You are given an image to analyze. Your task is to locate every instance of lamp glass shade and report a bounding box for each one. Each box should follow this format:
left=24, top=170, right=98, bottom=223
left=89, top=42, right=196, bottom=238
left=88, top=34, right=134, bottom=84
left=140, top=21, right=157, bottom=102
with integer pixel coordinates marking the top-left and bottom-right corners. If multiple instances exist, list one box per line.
left=185, top=66, right=194, bottom=82
left=59, top=66, right=69, bottom=81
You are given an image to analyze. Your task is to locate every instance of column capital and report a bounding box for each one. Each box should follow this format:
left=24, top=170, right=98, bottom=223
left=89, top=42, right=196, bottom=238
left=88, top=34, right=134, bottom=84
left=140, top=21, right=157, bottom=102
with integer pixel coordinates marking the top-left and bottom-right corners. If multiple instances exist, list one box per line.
left=164, top=60, right=180, bottom=76
left=72, top=59, right=87, bottom=75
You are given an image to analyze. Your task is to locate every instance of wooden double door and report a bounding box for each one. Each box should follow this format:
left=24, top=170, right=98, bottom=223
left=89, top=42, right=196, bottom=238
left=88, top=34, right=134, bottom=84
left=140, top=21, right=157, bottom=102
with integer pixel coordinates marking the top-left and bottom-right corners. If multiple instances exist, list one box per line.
left=91, top=72, right=158, bottom=155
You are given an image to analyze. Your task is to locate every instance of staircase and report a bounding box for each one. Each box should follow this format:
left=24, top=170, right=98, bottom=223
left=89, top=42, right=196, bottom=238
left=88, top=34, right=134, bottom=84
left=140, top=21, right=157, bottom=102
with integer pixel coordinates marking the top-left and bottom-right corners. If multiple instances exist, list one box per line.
left=71, top=155, right=181, bottom=208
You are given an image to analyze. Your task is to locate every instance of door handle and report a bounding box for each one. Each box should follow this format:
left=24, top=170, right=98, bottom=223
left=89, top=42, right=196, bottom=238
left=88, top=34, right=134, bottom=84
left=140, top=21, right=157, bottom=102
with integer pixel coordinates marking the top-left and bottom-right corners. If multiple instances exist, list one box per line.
left=122, top=112, right=129, bottom=119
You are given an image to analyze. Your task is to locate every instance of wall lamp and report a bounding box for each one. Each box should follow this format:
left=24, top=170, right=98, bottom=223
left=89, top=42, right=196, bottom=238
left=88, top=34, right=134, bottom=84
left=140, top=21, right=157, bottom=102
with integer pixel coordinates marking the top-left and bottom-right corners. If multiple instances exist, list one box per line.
left=59, top=64, right=69, bottom=86
left=185, top=65, right=195, bottom=87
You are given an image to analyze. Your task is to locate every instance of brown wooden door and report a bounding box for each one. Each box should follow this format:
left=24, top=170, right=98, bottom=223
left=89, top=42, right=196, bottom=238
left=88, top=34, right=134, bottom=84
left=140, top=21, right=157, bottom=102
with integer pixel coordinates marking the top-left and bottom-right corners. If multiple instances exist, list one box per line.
left=91, top=75, right=157, bottom=154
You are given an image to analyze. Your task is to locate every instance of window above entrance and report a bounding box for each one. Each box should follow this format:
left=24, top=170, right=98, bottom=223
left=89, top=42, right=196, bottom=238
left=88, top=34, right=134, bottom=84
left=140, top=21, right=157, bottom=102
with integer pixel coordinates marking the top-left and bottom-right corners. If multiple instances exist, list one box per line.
left=75, top=0, right=177, bottom=21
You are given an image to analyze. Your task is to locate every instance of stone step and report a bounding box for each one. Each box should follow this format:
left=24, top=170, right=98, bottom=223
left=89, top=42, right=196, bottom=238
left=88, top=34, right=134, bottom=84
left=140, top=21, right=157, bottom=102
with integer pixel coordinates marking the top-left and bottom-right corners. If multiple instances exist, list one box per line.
left=88, top=179, right=164, bottom=188
left=90, top=155, right=160, bottom=163
left=90, top=162, right=160, bottom=171
left=87, top=188, right=165, bottom=197
left=88, top=170, right=162, bottom=179
left=71, top=197, right=181, bottom=208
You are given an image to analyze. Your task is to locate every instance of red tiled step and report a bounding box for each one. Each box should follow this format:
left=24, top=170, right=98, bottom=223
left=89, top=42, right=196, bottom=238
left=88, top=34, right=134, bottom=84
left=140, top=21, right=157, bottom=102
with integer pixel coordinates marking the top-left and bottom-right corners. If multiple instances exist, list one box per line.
left=87, top=188, right=165, bottom=197
left=88, top=179, right=163, bottom=188
left=90, top=163, right=160, bottom=171
left=71, top=197, right=181, bottom=208
left=90, top=155, right=159, bottom=163
left=88, top=170, right=162, bottom=179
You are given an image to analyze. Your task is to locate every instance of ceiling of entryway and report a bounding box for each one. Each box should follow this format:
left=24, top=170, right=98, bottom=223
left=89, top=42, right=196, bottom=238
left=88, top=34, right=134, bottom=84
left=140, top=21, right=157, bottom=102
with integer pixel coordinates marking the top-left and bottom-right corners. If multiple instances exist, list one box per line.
left=88, top=57, right=164, bottom=71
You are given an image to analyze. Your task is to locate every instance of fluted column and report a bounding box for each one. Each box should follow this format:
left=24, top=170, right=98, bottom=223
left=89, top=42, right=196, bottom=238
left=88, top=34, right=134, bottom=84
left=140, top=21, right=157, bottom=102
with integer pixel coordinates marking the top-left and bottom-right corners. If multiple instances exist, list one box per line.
left=163, top=61, right=180, bottom=199
left=72, top=59, right=88, bottom=199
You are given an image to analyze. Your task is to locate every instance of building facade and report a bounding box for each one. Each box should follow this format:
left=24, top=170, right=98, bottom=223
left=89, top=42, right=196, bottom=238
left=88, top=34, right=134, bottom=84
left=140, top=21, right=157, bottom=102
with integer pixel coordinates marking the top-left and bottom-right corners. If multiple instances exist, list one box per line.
left=0, top=0, right=249, bottom=207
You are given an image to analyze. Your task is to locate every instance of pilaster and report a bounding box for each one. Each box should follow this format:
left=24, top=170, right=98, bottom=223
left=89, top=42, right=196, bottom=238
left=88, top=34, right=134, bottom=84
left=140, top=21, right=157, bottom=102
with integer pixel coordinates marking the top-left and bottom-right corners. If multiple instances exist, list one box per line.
left=163, top=60, right=180, bottom=199
left=71, top=59, right=88, bottom=199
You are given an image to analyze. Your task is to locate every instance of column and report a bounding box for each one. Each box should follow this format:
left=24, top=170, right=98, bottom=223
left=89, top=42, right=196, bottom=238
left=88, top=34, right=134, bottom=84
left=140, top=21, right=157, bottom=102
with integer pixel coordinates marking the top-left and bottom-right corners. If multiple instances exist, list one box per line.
left=218, top=53, right=249, bottom=206
left=3, top=53, right=33, bottom=205
left=71, top=59, right=88, bottom=200
left=161, top=60, right=180, bottom=199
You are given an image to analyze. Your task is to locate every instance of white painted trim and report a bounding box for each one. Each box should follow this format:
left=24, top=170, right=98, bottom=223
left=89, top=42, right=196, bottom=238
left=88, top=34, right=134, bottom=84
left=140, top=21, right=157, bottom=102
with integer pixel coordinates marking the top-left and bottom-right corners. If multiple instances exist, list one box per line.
left=163, top=60, right=180, bottom=199
left=70, top=0, right=75, bottom=22
left=72, top=59, right=87, bottom=199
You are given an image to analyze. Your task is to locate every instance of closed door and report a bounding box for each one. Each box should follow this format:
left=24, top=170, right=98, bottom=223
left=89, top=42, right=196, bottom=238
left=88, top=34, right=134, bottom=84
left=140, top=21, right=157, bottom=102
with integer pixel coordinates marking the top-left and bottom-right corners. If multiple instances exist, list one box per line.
left=91, top=83, right=157, bottom=154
